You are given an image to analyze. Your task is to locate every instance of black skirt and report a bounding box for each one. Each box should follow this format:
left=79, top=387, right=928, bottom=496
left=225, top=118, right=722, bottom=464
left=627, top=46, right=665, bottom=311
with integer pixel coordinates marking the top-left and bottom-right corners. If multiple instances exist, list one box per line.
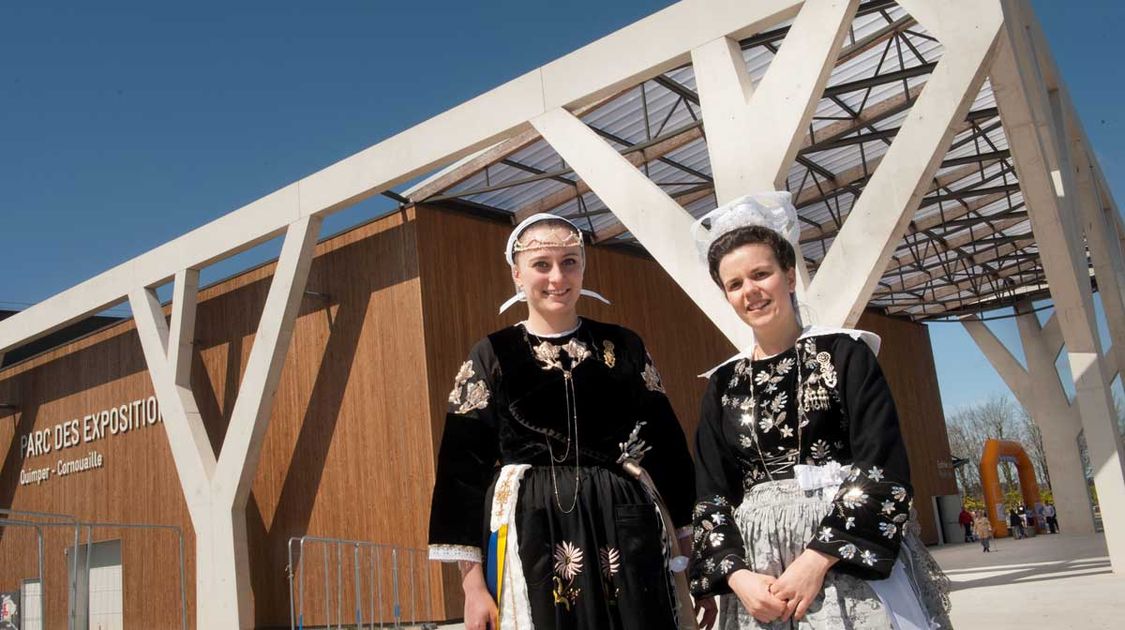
left=486, top=465, right=679, bottom=630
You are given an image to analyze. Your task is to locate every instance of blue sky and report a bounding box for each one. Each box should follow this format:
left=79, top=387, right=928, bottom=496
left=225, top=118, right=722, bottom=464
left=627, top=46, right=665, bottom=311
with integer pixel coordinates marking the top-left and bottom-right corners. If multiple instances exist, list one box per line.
left=1, top=1, right=1122, bottom=413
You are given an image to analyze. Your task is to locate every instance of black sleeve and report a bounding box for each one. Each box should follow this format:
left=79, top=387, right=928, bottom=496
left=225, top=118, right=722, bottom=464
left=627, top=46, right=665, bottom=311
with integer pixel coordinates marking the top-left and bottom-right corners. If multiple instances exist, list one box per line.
left=805, top=336, right=912, bottom=580
left=627, top=332, right=696, bottom=530
left=688, top=369, right=749, bottom=597
left=427, top=340, right=501, bottom=563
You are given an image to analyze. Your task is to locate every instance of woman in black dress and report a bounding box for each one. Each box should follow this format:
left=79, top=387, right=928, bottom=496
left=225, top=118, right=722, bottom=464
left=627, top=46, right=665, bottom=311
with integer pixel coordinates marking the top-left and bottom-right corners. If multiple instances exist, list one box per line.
left=687, top=193, right=951, bottom=629
left=428, top=213, right=700, bottom=630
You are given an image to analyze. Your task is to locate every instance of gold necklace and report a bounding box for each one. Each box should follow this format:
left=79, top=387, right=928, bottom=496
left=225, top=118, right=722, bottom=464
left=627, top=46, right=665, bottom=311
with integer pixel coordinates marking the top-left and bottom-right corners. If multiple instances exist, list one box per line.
left=523, top=326, right=584, bottom=513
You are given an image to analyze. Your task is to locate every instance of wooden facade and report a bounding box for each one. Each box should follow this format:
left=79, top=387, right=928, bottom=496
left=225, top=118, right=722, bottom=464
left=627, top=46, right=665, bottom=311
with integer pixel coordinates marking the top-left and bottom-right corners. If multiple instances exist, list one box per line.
left=0, top=205, right=954, bottom=627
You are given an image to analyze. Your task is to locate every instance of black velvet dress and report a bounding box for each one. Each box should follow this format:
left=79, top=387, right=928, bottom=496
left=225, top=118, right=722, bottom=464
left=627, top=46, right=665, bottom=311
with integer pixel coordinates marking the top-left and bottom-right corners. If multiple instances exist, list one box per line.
left=689, top=330, right=951, bottom=628
left=428, top=318, right=695, bottom=630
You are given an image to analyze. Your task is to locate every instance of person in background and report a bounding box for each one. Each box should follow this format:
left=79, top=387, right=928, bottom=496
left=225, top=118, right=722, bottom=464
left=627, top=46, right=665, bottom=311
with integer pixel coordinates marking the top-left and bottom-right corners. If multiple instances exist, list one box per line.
left=1044, top=501, right=1059, bottom=534
left=972, top=511, right=993, bottom=553
left=1008, top=508, right=1024, bottom=539
left=958, top=506, right=974, bottom=543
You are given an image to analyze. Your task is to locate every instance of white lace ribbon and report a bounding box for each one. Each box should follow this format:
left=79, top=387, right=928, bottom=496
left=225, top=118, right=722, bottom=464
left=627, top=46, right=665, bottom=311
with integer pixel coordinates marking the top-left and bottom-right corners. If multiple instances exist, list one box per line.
left=491, top=464, right=533, bottom=629
left=794, top=462, right=853, bottom=492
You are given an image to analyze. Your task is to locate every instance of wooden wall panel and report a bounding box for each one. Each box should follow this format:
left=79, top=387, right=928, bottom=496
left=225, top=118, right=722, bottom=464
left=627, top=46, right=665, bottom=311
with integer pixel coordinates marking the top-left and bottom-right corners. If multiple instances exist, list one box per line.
left=0, top=210, right=441, bottom=628
left=0, top=321, right=194, bottom=629
left=194, top=209, right=439, bottom=627
left=858, top=312, right=959, bottom=544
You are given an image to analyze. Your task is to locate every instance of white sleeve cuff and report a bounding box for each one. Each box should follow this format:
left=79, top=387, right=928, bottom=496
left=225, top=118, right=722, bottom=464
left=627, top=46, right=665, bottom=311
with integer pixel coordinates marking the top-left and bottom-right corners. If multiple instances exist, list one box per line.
left=428, top=544, right=483, bottom=563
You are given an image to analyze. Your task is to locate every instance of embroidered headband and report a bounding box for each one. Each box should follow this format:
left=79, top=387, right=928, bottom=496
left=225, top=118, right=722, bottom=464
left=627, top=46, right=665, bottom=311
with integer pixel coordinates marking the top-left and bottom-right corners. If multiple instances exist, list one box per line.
left=500, top=213, right=611, bottom=314
left=690, top=191, right=801, bottom=261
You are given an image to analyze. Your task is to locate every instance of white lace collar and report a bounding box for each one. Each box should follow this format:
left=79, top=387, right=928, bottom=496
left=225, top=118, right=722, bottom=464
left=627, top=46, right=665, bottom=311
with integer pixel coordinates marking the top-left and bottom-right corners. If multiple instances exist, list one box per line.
left=700, top=326, right=881, bottom=378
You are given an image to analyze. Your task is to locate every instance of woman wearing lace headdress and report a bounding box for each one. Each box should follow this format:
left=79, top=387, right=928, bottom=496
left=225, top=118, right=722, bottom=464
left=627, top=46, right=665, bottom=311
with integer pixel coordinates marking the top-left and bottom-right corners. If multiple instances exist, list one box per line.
left=688, top=193, right=951, bottom=629
left=427, top=213, right=704, bottom=630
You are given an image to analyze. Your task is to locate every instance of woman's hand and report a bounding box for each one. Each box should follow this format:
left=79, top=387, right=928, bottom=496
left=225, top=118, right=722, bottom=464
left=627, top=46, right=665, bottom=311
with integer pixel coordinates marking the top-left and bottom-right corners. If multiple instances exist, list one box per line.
left=727, top=569, right=787, bottom=623
left=460, top=561, right=498, bottom=630
left=769, top=548, right=837, bottom=621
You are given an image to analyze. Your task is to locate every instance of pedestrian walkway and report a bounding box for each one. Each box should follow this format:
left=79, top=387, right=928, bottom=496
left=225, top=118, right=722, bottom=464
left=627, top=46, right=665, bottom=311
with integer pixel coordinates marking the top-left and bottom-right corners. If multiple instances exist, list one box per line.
left=931, top=532, right=1123, bottom=629
left=435, top=533, right=1122, bottom=629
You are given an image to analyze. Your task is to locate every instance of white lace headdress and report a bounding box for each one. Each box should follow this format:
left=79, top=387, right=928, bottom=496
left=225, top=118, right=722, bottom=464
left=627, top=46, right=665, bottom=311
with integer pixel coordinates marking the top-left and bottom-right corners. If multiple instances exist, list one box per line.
left=690, top=191, right=801, bottom=260
left=499, top=213, right=611, bottom=314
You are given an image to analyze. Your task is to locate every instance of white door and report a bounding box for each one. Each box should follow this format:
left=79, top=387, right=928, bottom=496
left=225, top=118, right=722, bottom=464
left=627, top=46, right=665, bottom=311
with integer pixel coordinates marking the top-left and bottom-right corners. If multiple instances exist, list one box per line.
left=20, top=579, right=42, bottom=630
left=69, top=539, right=124, bottom=630
left=86, top=540, right=123, bottom=630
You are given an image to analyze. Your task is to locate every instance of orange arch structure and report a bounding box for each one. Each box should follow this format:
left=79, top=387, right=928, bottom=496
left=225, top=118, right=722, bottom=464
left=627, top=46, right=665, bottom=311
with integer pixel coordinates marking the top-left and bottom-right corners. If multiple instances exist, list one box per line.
left=980, top=439, right=1041, bottom=537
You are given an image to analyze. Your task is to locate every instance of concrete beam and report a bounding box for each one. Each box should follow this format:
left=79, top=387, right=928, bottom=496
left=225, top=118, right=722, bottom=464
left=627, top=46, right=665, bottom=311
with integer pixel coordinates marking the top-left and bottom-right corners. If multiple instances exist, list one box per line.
left=532, top=107, right=750, bottom=349
left=805, top=0, right=1004, bottom=327
left=691, top=0, right=858, bottom=292
left=1013, top=302, right=1094, bottom=534
left=992, top=0, right=1125, bottom=570
left=168, top=269, right=200, bottom=388
left=962, top=315, right=1032, bottom=402
left=130, top=217, right=321, bottom=627
left=0, top=0, right=807, bottom=356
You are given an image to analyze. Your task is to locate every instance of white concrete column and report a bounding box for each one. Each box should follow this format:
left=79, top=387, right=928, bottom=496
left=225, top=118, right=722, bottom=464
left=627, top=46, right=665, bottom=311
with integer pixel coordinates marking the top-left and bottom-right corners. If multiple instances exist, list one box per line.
left=963, top=310, right=1092, bottom=533
left=690, top=0, right=859, bottom=291
left=130, top=216, right=322, bottom=627
left=963, top=306, right=1093, bottom=531
left=1013, top=306, right=1094, bottom=533
left=992, top=0, right=1125, bottom=571
left=1065, top=116, right=1125, bottom=384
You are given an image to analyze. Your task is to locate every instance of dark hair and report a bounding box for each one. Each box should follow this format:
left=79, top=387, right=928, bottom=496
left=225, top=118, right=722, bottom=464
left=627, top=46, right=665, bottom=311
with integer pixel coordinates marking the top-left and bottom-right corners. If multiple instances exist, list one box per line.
left=706, top=225, right=796, bottom=287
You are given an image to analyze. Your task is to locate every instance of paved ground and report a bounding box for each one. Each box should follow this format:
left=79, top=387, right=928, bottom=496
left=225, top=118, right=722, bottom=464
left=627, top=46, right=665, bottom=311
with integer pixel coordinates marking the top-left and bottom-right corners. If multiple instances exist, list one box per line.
left=432, top=533, right=1123, bottom=629
left=932, top=532, right=1123, bottom=629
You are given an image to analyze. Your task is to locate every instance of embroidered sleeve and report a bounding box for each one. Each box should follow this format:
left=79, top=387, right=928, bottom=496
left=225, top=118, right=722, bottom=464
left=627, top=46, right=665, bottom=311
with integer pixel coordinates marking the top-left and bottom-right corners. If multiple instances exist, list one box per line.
left=427, top=340, right=500, bottom=562
left=805, top=336, right=911, bottom=580
left=689, top=370, right=748, bottom=597
left=625, top=332, right=695, bottom=529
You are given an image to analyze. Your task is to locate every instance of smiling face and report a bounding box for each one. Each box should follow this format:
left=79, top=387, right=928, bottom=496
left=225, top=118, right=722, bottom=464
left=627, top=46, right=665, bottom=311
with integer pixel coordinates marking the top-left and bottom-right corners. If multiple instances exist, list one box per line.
left=511, top=223, right=585, bottom=318
left=716, top=243, right=797, bottom=331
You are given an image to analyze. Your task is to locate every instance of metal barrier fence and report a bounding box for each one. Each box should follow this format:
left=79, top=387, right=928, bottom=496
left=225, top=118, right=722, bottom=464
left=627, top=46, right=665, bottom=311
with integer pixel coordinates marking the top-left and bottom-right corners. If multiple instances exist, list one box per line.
left=1, top=508, right=80, bottom=630
left=0, top=518, right=45, bottom=628
left=0, top=510, right=185, bottom=630
left=79, top=521, right=187, bottom=630
left=287, top=536, right=438, bottom=630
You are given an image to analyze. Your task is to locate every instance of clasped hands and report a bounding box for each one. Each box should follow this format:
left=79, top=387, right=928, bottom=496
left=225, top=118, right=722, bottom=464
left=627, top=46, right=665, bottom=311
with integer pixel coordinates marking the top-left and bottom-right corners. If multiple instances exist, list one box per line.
left=728, top=549, right=838, bottom=624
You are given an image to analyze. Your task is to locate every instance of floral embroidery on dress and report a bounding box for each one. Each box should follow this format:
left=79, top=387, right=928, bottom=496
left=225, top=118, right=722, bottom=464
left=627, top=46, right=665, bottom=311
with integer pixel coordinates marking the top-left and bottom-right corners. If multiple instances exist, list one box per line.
left=552, top=541, right=584, bottom=610
left=532, top=341, right=564, bottom=371
left=809, top=439, right=833, bottom=463
left=456, top=380, right=490, bottom=414
left=812, top=462, right=912, bottom=572
left=448, top=360, right=474, bottom=405
left=642, top=355, right=666, bottom=393
left=599, top=546, right=621, bottom=600
left=448, top=360, right=491, bottom=414
left=531, top=338, right=592, bottom=373
left=602, top=340, right=616, bottom=368
left=617, top=421, right=652, bottom=464
left=563, top=338, right=591, bottom=365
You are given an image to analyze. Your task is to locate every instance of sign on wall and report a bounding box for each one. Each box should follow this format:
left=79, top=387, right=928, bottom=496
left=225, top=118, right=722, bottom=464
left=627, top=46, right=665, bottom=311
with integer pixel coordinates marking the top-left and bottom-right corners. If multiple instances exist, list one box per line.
left=16, top=395, right=162, bottom=486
